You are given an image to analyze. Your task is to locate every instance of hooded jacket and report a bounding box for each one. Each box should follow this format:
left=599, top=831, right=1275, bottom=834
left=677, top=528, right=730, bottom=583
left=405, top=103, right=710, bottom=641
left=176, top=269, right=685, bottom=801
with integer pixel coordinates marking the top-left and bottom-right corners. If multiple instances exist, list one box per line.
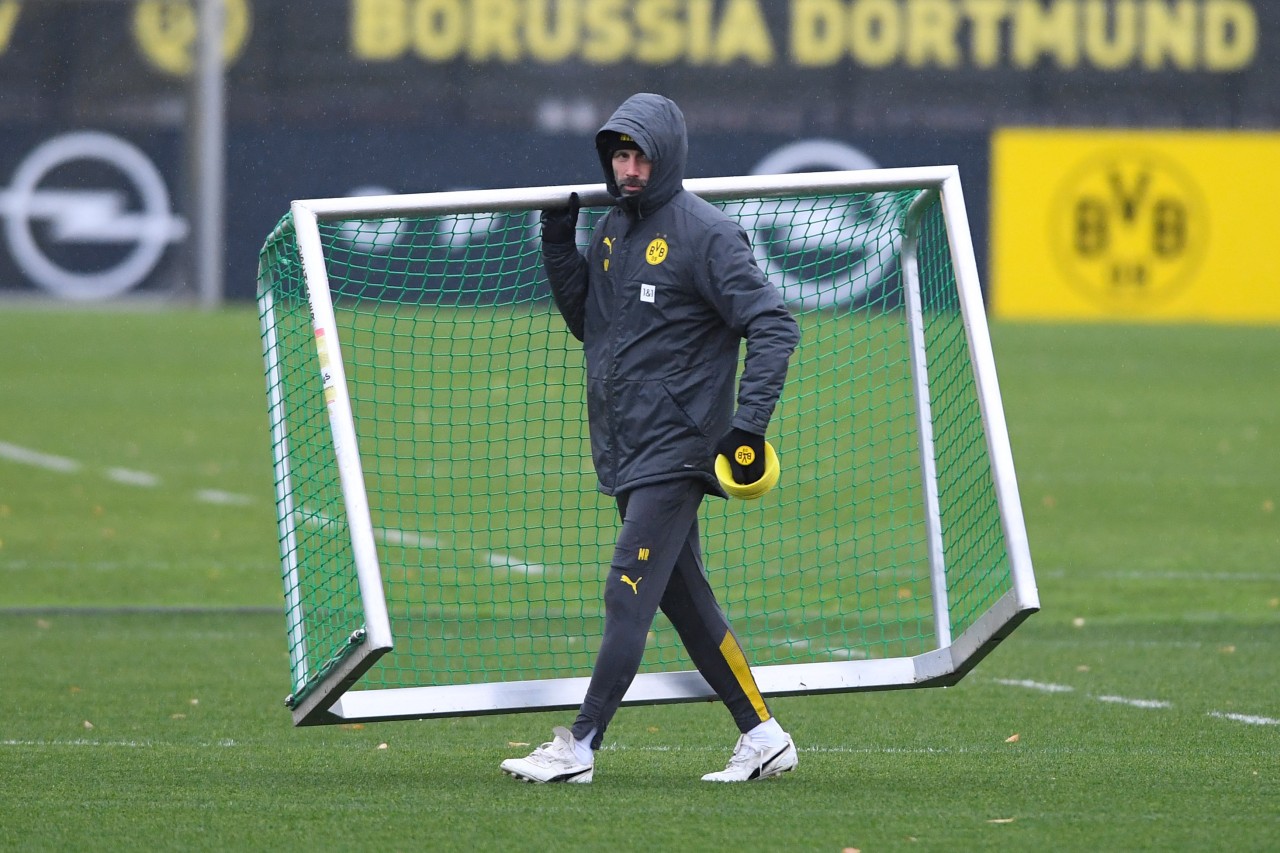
left=544, top=93, right=800, bottom=497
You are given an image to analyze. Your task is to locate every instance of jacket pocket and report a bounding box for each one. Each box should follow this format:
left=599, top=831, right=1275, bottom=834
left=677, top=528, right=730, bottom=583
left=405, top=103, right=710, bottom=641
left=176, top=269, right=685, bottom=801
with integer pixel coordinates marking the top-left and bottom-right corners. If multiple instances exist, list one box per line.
left=660, top=362, right=733, bottom=441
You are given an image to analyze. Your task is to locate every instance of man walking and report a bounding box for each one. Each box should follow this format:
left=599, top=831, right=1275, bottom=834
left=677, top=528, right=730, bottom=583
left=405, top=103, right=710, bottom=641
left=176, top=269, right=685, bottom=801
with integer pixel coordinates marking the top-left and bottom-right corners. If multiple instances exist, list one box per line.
left=501, top=93, right=800, bottom=784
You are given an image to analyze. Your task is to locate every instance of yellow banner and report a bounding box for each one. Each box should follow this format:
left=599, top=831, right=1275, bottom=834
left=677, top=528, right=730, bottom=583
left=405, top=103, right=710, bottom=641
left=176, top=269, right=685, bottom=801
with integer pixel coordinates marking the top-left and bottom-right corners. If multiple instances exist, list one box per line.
left=991, top=129, right=1280, bottom=323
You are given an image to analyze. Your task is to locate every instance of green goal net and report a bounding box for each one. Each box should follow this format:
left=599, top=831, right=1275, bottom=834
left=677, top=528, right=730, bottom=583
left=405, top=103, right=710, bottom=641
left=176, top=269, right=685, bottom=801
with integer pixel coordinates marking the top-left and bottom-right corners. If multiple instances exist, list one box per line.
left=257, top=168, right=1038, bottom=726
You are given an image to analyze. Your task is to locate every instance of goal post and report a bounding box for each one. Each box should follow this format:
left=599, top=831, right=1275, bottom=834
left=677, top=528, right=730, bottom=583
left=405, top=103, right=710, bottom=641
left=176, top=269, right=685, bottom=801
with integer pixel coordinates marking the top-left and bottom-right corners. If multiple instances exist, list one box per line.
left=257, top=166, right=1039, bottom=727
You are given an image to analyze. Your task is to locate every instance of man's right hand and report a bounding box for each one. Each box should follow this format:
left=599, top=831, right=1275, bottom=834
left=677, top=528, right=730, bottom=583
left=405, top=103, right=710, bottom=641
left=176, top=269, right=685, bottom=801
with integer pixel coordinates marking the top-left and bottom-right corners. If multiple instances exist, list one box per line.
left=540, top=192, right=580, bottom=244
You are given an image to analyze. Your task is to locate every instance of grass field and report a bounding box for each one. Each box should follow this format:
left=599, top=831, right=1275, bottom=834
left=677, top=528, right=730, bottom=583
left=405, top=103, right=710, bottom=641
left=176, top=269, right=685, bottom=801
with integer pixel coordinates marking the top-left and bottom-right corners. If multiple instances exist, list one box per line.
left=1, top=308, right=1277, bottom=851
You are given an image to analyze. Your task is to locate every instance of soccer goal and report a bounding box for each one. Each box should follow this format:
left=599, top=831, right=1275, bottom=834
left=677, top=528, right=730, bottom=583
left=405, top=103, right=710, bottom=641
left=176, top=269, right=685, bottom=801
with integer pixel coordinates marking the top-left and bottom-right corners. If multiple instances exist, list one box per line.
left=257, top=166, right=1039, bottom=727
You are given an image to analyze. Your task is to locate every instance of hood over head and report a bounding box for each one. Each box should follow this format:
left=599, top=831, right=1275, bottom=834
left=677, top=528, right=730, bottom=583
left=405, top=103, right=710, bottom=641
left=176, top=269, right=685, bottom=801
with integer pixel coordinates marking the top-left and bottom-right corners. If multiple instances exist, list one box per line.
left=595, top=93, right=687, bottom=216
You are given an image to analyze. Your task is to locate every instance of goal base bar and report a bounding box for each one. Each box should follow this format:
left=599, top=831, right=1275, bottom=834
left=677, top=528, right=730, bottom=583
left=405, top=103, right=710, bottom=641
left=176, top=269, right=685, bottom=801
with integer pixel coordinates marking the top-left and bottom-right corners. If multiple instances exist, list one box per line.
left=288, top=632, right=393, bottom=727
left=295, top=590, right=1036, bottom=726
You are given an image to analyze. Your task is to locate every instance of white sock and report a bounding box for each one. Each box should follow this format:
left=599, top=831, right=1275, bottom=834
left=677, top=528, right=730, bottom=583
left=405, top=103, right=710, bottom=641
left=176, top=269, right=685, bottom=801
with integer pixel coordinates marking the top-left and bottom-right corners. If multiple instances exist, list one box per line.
left=573, top=728, right=596, bottom=765
left=746, top=717, right=787, bottom=749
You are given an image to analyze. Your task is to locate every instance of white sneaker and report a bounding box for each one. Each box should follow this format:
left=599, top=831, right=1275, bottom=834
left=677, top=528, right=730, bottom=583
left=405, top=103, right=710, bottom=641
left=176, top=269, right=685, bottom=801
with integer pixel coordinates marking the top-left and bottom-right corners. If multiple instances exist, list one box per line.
left=701, top=733, right=797, bottom=782
left=500, top=726, right=594, bottom=784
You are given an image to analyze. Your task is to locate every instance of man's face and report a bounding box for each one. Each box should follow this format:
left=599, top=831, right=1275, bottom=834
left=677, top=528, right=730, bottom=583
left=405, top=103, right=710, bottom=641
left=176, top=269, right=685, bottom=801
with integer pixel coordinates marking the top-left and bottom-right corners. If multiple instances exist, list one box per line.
left=612, top=149, right=652, bottom=196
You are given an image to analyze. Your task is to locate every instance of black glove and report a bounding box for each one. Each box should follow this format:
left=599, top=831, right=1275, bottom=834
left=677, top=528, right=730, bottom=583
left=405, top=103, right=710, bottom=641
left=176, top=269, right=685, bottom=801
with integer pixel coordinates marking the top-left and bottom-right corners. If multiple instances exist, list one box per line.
left=716, top=428, right=766, bottom=485
left=540, top=192, right=580, bottom=244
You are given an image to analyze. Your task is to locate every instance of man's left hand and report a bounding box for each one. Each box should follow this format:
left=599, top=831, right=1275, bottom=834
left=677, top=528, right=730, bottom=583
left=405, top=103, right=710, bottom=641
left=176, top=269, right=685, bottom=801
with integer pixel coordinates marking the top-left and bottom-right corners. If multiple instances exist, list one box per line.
left=715, top=428, right=766, bottom=485
left=540, top=192, right=580, bottom=244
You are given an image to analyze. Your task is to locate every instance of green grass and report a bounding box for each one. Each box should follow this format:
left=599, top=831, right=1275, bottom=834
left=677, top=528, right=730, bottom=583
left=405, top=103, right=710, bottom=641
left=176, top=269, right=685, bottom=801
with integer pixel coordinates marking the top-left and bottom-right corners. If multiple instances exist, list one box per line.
left=1, top=309, right=1278, bottom=851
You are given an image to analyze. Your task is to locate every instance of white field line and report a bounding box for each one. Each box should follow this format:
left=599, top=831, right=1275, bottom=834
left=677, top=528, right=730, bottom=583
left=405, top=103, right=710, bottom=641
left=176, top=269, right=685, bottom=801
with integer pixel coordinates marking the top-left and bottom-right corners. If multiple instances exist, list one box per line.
left=993, top=678, right=1075, bottom=693
left=484, top=551, right=546, bottom=575
left=0, top=440, right=80, bottom=473
left=0, top=560, right=274, bottom=574
left=995, top=678, right=1276, bottom=727
left=106, top=467, right=161, bottom=487
left=0, top=439, right=254, bottom=506
left=768, top=636, right=868, bottom=661
left=299, top=508, right=546, bottom=576
left=377, top=527, right=441, bottom=550
left=1207, top=711, right=1280, bottom=726
left=2, top=738, right=238, bottom=748
left=194, top=489, right=254, bottom=506
left=1095, top=695, right=1173, bottom=710
left=2, top=739, right=151, bottom=748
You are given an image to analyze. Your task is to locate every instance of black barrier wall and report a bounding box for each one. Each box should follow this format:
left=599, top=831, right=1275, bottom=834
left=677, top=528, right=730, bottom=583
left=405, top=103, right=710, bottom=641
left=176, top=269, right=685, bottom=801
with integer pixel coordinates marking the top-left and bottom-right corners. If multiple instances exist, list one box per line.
left=0, top=127, right=988, bottom=300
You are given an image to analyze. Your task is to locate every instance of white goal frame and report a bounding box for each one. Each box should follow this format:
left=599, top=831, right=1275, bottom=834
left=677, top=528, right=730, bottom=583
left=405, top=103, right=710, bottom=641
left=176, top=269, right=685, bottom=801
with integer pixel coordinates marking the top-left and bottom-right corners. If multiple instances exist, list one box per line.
left=265, top=166, right=1040, bottom=726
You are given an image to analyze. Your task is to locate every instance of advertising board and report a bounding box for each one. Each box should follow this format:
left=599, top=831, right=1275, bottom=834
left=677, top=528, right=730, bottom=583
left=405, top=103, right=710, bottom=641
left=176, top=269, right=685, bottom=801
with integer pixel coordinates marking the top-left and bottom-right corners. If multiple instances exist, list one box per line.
left=992, top=129, right=1280, bottom=323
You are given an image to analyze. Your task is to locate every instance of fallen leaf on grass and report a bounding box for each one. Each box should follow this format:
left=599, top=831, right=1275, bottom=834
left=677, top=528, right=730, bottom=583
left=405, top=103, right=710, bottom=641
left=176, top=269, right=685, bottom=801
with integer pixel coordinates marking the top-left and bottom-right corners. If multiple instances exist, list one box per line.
left=987, top=818, right=1015, bottom=824
left=377, top=743, right=388, bottom=750
left=1005, top=733, right=1020, bottom=743
left=83, top=720, right=94, bottom=730
left=508, top=742, right=530, bottom=747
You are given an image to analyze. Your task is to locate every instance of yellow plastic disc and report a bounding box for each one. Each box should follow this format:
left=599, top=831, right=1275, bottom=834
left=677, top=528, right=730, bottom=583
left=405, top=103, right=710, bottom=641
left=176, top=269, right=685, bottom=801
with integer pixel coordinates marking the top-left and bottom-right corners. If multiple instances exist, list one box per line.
left=715, top=441, right=780, bottom=500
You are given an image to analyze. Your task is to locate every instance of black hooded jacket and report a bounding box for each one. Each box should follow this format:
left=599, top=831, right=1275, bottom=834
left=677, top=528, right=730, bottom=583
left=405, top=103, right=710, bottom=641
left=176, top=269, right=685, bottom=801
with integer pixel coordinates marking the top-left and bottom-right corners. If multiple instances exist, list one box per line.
left=543, top=93, right=800, bottom=497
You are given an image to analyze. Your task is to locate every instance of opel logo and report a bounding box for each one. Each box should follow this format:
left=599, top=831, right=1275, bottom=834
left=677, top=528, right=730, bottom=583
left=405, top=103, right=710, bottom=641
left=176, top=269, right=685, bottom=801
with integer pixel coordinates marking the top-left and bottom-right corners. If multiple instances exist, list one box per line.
left=0, top=131, right=188, bottom=300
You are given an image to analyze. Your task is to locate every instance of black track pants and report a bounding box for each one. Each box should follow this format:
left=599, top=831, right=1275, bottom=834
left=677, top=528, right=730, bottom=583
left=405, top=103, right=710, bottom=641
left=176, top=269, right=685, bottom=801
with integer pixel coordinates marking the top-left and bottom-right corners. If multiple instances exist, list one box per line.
left=571, top=479, right=772, bottom=749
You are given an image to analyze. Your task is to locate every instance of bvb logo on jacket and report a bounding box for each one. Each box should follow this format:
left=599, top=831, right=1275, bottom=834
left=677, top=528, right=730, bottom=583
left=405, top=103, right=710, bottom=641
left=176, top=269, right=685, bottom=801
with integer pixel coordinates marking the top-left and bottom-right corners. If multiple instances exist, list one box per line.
left=645, top=236, right=668, bottom=265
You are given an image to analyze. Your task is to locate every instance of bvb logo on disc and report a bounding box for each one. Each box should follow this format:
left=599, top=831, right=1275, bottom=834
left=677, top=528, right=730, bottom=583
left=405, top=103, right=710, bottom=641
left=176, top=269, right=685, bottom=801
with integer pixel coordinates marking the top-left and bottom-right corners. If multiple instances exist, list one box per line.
left=1050, top=149, right=1207, bottom=312
left=734, top=445, right=756, bottom=465
left=645, top=237, right=668, bottom=265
